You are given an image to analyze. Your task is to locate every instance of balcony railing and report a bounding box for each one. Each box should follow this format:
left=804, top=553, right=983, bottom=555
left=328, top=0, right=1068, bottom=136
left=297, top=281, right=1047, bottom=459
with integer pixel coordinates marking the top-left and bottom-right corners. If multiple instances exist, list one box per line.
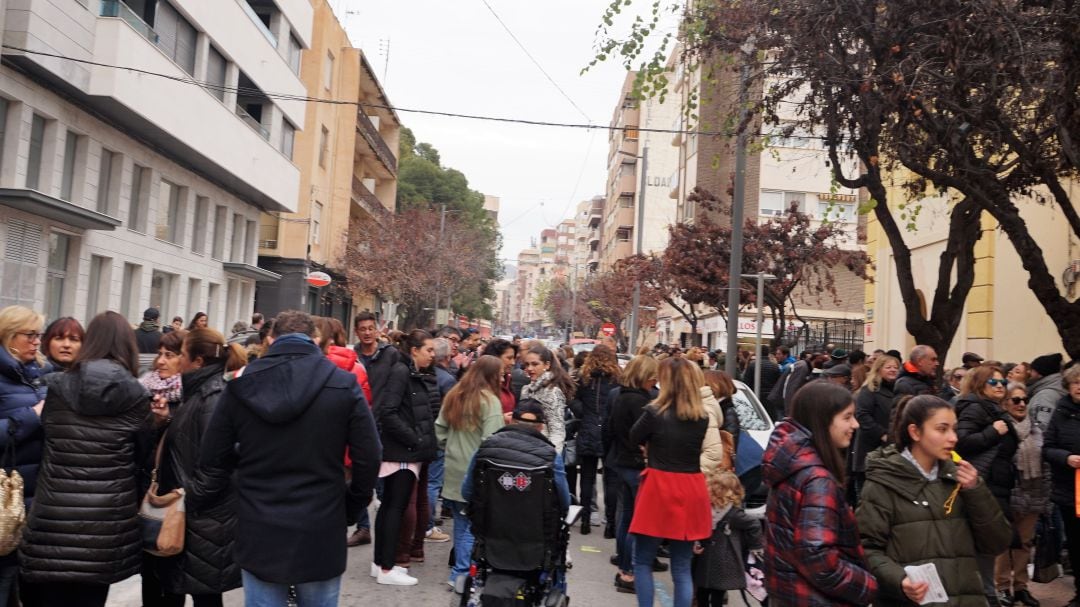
left=235, top=106, right=270, bottom=141
left=352, top=176, right=391, bottom=221
left=239, top=0, right=278, bottom=48
left=356, top=110, right=398, bottom=175
left=100, top=0, right=159, bottom=44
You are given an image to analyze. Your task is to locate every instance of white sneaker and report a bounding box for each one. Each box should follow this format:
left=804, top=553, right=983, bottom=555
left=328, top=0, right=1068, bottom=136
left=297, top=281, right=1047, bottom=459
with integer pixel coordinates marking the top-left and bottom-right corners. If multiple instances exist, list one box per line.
left=370, top=562, right=379, bottom=578
left=377, top=566, right=418, bottom=586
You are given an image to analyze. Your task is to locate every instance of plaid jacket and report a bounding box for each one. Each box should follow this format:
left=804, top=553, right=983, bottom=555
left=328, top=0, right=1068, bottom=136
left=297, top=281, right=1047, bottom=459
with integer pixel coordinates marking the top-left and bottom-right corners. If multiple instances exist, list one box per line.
left=763, top=420, right=877, bottom=606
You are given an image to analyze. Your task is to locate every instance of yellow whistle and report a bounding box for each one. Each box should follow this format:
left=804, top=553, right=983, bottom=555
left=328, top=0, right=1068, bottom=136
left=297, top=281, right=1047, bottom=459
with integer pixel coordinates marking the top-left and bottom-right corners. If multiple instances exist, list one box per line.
left=951, top=451, right=962, bottom=463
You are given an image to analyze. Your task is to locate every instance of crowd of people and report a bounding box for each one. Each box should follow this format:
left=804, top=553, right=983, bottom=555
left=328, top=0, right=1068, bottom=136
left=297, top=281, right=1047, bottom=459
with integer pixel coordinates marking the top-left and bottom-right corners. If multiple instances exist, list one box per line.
left=3, top=299, right=1080, bottom=607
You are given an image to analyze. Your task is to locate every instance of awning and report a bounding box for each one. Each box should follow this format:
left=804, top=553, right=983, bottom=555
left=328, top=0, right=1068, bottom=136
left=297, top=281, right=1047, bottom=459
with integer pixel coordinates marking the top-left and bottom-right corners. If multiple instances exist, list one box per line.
left=0, top=188, right=120, bottom=230
left=223, top=262, right=281, bottom=282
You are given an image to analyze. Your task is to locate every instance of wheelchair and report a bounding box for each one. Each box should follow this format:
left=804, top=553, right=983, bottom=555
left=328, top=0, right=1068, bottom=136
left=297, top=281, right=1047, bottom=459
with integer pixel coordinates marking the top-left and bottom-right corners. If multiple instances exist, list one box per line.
left=455, top=459, right=582, bottom=607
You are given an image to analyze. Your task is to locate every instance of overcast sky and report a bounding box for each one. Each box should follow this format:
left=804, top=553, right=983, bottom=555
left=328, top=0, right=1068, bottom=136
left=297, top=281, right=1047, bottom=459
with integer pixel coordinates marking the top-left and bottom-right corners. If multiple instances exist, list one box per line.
left=335, top=0, right=678, bottom=265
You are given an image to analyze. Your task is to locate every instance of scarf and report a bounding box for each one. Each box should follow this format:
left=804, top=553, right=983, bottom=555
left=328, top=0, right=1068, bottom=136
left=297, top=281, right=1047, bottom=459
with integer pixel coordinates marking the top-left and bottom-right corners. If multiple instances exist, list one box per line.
left=902, top=360, right=925, bottom=377
left=1012, top=414, right=1043, bottom=479
left=901, top=447, right=939, bottom=481
left=140, top=370, right=182, bottom=404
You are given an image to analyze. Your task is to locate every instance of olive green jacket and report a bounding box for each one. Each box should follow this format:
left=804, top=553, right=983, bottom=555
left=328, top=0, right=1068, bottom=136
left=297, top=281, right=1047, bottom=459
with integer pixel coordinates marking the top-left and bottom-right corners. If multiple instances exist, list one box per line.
left=435, top=392, right=504, bottom=502
left=856, top=446, right=1011, bottom=606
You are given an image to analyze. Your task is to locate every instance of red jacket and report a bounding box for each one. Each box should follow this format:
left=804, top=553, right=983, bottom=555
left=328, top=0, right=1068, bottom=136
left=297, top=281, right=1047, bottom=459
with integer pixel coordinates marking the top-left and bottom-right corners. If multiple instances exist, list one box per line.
left=327, top=345, right=373, bottom=468
left=762, top=420, right=877, bottom=606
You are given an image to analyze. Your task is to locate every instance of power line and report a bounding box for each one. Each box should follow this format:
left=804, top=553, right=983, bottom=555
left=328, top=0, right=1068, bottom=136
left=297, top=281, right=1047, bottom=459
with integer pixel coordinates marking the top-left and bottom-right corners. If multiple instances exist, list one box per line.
left=477, top=0, right=593, bottom=124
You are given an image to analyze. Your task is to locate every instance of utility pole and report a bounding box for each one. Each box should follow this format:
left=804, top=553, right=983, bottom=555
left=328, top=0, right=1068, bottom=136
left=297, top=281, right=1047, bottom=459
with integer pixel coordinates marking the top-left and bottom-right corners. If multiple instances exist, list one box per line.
left=725, top=41, right=755, bottom=377
left=628, top=146, right=649, bottom=353
left=432, top=203, right=447, bottom=330
left=743, top=272, right=777, bottom=395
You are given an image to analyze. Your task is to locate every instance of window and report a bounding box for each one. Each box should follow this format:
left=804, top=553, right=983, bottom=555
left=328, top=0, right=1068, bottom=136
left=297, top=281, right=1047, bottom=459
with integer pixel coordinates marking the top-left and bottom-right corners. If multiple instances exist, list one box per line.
left=96, top=148, right=116, bottom=213
left=230, top=213, right=245, bottom=262
left=206, top=46, right=227, bottom=102
left=318, top=126, right=329, bottom=168
left=616, top=227, right=632, bottom=242
left=26, top=114, right=46, bottom=190
left=281, top=120, right=295, bottom=160
left=156, top=180, right=183, bottom=243
left=192, top=196, right=209, bottom=253
left=155, top=0, right=197, bottom=76
left=186, top=278, right=201, bottom=320
left=225, top=278, right=239, bottom=330
left=207, top=282, right=221, bottom=328
left=60, top=131, right=83, bottom=202
left=817, top=201, right=856, bottom=223
left=211, top=205, right=227, bottom=259
left=760, top=190, right=806, bottom=216
left=86, top=255, right=108, bottom=319
left=120, top=262, right=142, bottom=322
left=784, top=191, right=807, bottom=214
left=625, top=125, right=639, bottom=140
left=44, top=233, right=72, bottom=320
left=323, top=51, right=334, bottom=90
left=150, top=271, right=177, bottom=321
left=1, top=219, right=41, bottom=308
left=311, top=201, right=322, bottom=245
left=287, top=34, right=302, bottom=75
left=618, top=196, right=634, bottom=208
left=128, top=164, right=150, bottom=231
left=245, top=220, right=257, bottom=264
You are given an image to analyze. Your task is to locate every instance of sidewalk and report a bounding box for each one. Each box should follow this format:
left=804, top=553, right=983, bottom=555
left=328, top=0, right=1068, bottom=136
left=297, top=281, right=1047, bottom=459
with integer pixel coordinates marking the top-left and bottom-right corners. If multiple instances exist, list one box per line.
left=1032, top=573, right=1075, bottom=605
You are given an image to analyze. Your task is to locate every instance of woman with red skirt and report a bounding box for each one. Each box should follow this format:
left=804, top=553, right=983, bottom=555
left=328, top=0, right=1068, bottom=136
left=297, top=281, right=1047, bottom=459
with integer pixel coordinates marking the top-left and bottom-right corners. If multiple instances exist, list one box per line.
left=628, top=357, right=713, bottom=607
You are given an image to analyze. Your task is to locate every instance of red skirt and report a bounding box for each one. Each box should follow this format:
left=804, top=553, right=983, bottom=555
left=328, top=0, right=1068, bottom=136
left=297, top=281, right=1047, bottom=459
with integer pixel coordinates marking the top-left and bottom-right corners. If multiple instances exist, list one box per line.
left=629, top=468, right=712, bottom=541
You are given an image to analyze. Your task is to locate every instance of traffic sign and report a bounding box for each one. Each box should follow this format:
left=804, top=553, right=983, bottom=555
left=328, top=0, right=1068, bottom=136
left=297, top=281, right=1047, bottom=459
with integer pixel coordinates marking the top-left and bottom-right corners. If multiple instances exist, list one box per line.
left=601, top=323, right=616, bottom=337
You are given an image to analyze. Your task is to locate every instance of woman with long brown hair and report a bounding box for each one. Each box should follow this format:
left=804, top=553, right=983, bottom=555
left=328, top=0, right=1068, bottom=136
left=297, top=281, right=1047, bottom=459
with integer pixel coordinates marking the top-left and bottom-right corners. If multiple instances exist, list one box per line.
left=575, top=344, right=621, bottom=535
left=151, top=329, right=246, bottom=606
left=520, top=345, right=575, bottom=452
left=435, top=355, right=505, bottom=587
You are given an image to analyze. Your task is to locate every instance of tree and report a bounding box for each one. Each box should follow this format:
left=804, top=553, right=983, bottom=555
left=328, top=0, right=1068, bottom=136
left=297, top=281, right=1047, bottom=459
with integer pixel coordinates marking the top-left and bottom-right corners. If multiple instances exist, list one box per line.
left=592, top=0, right=1080, bottom=360
left=617, top=254, right=704, bottom=346
left=580, top=271, right=663, bottom=351
left=537, top=276, right=598, bottom=337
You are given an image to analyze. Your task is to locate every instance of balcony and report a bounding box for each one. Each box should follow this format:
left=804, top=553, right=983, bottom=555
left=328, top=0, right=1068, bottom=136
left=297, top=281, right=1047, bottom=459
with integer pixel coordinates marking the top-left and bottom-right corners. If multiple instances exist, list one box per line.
left=235, top=106, right=270, bottom=140
left=356, top=110, right=398, bottom=177
left=100, top=0, right=158, bottom=43
left=351, top=176, right=391, bottom=222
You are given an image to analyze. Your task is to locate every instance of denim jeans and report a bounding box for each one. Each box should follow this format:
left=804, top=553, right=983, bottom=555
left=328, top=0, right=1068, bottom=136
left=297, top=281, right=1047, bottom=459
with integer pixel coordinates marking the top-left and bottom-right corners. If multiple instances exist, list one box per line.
left=633, top=534, right=693, bottom=607
left=241, top=570, right=340, bottom=607
left=444, top=498, right=474, bottom=585
left=428, top=450, right=446, bottom=531
left=613, top=466, right=642, bottom=573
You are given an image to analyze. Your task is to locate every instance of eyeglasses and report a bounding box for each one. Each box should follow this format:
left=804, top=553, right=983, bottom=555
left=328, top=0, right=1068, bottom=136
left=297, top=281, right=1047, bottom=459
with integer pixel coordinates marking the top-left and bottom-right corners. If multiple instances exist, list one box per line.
left=986, top=378, right=1008, bottom=387
left=1010, top=396, right=1029, bottom=404
left=15, top=331, right=43, bottom=341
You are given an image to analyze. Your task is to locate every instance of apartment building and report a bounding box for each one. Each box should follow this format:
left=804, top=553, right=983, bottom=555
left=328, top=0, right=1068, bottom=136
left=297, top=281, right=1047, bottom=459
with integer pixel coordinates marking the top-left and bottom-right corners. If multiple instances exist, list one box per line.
left=584, top=195, right=604, bottom=272
left=256, top=0, right=399, bottom=326
left=0, top=0, right=310, bottom=333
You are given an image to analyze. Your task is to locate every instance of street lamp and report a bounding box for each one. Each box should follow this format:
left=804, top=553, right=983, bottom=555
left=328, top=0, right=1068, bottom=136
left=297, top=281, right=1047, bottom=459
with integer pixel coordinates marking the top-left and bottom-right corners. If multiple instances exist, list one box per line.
left=740, top=272, right=777, bottom=395
left=615, top=146, right=649, bottom=352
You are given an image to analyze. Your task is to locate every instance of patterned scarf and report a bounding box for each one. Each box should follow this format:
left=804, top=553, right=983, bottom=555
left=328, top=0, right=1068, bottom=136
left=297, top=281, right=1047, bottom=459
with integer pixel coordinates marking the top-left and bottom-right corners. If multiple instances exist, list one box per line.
left=1012, top=414, right=1043, bottom=479
left=140, top=370, right=182, bottom=404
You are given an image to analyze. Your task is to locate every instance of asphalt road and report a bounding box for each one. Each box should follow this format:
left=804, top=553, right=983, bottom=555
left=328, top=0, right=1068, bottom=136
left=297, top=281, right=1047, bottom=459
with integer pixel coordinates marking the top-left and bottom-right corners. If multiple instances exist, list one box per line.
left=106, top=504, right=759, bottom=607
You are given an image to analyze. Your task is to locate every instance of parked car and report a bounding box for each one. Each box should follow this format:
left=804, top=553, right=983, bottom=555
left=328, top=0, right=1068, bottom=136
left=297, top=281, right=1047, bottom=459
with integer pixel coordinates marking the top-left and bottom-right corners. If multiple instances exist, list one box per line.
left=730, top=380, right=776, bottom=518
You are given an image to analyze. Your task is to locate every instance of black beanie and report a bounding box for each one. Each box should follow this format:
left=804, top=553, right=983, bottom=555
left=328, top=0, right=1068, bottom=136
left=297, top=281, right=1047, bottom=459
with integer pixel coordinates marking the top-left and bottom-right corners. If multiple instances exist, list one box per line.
left=1030, top=353, right=1064, bottom=377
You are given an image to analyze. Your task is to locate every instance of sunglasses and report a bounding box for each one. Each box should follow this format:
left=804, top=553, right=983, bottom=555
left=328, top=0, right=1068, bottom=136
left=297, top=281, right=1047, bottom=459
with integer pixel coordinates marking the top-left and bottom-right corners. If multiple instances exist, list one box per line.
left=1010, top=396, right=1029, bottom=405
left=986, top=378, right=1008, bottom=387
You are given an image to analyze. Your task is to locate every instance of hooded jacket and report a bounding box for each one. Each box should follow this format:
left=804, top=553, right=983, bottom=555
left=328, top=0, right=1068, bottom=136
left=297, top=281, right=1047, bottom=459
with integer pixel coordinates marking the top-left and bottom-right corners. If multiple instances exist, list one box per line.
left=856, top=446, right=1012, bottom=606
left=21, top=359, right=150, bottom=584
left=373, top=351, right=438, bottom=463
left=0, top=347, right=46, bottom=506
left=157, top=364, right=240, bottom=595
left=1042, top=394, right=1080, bottom=508
left=762, top=420, right=877, bottom=607
left=1029, top=372, right=1067, bottom=430
left=189, top=335, right=381, bottom=584
left=327, top=345, right=372, bottom=406
left=135, top=320, right=163, bottom=354
left=955, top=393, right=1017, bottom=500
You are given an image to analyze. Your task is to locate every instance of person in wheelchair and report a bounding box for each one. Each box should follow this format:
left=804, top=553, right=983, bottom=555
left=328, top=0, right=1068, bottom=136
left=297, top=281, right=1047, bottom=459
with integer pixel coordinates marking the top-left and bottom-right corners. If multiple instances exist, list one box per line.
left=459, top=399, right=574, bottom=606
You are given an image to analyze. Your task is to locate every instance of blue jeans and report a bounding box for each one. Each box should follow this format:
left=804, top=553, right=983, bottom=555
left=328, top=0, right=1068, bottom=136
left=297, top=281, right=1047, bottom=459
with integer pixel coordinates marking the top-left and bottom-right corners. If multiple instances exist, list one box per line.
left=613, top=466, right=642, bottom=573
left=444, top=498, right=474, bottom=585
left=241, top=570, right=340, bottom=607
left=633, top=534, right=693, bottom=607
left=428, top=450, right=445, bottom=531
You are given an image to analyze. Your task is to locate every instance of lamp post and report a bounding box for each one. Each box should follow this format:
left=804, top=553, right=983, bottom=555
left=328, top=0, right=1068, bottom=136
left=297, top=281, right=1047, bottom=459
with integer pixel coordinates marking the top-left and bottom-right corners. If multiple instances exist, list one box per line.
left=616, top=146, right=649, bottom=353
left=741, top=272, right=777, bottom=395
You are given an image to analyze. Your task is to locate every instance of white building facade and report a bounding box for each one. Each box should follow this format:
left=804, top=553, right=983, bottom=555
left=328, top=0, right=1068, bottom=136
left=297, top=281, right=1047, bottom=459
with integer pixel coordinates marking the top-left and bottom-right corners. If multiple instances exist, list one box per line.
left=0, top=0, right=310, bottom=332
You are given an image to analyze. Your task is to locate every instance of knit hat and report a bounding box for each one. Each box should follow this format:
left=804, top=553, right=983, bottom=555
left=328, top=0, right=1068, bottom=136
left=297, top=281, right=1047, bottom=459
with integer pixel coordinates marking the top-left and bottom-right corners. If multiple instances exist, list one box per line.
left=830, top=348, right=848, bottom=360
left=143, top=307, right=160, bottom=321
left=1030, top=353, right=1064, bottom=377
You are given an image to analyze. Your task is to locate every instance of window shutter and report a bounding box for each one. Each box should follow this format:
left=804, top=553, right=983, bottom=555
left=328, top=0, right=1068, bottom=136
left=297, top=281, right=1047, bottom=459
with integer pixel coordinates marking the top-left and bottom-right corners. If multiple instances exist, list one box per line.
left=1, top=219, right=42, bottom=307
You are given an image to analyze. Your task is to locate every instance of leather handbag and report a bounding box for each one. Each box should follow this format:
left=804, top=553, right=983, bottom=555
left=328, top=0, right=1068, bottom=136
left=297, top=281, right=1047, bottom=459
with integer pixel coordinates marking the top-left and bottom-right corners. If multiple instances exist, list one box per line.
left=139, top=432, right=185, bottom=557
left=0, top=435, right=25, bottom=556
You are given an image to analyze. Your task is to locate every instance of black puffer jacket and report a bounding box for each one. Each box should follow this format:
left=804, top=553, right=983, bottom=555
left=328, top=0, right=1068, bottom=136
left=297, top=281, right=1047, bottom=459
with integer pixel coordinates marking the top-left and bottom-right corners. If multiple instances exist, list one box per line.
left=158, top=364, right=239, bottom=595
left=852, top=381, right=895, bottom=473
left=576, top=372, right=617, bottom=458
left=1043, top=394, right=1080, bottom=508
left=608, top=387, right=651, bottom=469
left=21, top=359, right=150, bottom=584
left=956, top=394, right=1018, bottom=500
left=375, top=353, right=438, bottom=463
left=893, top=366, right=937, bottom=398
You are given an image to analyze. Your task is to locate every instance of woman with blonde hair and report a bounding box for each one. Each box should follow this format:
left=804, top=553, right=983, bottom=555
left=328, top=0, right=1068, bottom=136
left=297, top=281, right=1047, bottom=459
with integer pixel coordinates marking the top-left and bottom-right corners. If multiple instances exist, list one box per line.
left=702, top=370, right=741, bottom=450
left=851, top=354, right=901, bottom=499
left=435, top=355, right=505, bottom=587
left=0, top=306, right=47, bottom=605
left=575, top=344, right=621, bottom=535
left=627, top=357, right=713, bottom=607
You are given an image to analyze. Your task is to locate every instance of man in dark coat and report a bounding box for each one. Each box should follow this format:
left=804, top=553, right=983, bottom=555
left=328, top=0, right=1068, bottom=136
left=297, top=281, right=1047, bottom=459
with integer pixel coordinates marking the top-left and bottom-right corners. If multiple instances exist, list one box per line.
left=893, top=344, right=940, bottom=399
left=742, top=352, right=781, bottom=401
left=190, top=310, right=381, bottom=601
left=135, top=307, right=163, bottom=354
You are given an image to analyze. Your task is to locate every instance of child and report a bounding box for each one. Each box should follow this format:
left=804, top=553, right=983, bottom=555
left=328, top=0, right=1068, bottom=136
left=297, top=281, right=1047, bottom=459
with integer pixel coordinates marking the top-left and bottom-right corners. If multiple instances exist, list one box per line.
left=692, top=469, right=764, bottom=606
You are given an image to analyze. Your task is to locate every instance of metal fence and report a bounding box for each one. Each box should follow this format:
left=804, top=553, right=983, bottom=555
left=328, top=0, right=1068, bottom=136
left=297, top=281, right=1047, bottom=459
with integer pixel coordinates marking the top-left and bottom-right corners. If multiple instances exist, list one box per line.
left=778, top=317, right=864, bottom=354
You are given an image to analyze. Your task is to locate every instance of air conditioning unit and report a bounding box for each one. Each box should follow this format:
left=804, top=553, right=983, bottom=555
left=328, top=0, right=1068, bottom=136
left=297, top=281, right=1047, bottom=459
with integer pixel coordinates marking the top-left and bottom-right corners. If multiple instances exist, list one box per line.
left=259, top=239, right=278, bottom=249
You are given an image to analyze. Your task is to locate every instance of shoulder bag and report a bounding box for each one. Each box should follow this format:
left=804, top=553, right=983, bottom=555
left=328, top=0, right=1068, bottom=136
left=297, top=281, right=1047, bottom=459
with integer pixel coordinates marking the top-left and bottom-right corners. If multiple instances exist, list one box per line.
left=0, top=431, right=25, bottom=556
left=138, top=431, right=186, bottom=557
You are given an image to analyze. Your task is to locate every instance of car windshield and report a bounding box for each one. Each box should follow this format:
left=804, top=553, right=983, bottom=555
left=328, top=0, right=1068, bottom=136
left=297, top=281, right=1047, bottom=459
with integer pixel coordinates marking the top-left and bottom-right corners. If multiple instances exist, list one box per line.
left=732, top=387, right=772, bottom=431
